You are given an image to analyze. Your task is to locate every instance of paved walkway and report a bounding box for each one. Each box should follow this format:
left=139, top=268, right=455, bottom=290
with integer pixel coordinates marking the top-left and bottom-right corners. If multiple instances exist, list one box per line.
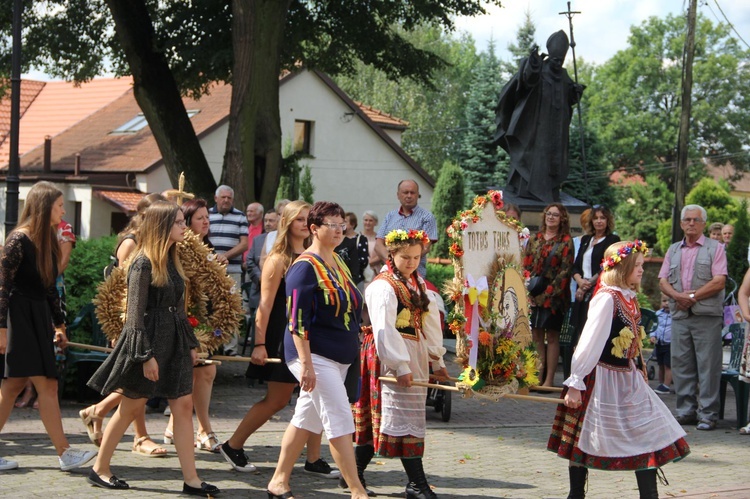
left=1, top=353, right=748, bottom=498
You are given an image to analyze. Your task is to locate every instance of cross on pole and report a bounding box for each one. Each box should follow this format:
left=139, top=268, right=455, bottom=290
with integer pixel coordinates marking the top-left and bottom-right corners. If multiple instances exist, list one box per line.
left=163, top=172, right=195, bottom=206
left=559, top=1, right=589, bottom=203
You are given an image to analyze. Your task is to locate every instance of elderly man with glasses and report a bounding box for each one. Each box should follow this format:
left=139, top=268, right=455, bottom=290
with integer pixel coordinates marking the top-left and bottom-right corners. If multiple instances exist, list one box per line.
left=658, top=204, right=727, bottom=431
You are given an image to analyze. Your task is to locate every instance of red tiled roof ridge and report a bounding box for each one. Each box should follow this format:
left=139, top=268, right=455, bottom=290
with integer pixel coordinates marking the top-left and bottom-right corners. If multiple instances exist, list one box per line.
left=353, top=101, right=409, bottom=128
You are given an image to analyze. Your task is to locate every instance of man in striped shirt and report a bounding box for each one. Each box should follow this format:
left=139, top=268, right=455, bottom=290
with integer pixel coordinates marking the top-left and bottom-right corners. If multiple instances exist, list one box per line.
left=209, top=185, right=248, bottom=355
left=374, top=179, right=438, bottom=277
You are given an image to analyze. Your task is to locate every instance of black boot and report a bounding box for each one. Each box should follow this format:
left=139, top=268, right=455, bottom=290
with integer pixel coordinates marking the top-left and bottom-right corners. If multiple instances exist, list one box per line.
left=567, top=465, right=588, bottom=499
left=338, top=445, right=376, bottom=496
left=402, top=458, right=438, bottom=499
left=635, top=469, right=659, bottom=499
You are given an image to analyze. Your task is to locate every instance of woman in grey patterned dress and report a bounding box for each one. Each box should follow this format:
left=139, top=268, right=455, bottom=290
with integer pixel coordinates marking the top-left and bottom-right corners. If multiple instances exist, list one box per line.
left=86, top=201, right=219, bottom=496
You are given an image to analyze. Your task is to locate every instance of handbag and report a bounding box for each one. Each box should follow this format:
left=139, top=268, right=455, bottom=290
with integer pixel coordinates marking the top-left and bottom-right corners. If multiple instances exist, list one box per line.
left=528, top=241, right=560, bottom=297
left=724, top=293, right=743, bottom=327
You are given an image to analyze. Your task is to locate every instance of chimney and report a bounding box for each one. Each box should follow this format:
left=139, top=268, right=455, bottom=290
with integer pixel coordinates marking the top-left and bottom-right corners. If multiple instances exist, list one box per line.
left=43, top=136, right=51, bottom=173
left=74, top=153, right=81, bottom=177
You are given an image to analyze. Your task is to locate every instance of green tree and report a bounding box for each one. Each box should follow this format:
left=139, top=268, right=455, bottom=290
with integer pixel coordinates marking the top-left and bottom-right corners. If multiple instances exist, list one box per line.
left=684, top=177, right=740, bottom=227
left=727, top=200, right=750, bottom=283
left=586, top=14, right=750, bottom=187
left=501, top=9, right=536, bottom=79
left=460, top=39, right=506, bottom=200
left=299, top=165, right=315, bottom=204
left=613, top=174, right=673, bottom=252
left=430, top=161, right=465, bottom=258
left=335, top=26, right=480, bottom=178
left=563, top=118, right=613, bottom=206
left=9, top=0, right=501, bottom=204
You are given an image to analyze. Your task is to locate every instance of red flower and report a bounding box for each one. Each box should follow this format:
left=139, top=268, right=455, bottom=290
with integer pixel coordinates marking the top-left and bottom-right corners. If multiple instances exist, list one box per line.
left=545, top=285, right=554, bottom=295
left=550, top=256, right=559, bottom=267
left=562, top=245, right=569, bottom=256
left=188, top=316, right=199, bottom=327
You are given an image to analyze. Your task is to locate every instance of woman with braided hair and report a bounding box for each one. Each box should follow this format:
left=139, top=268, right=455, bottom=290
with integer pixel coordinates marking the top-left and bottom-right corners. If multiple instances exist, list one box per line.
left=548, top=241, right=689, bottom=499
left=347, top=229, right=448, bottom=499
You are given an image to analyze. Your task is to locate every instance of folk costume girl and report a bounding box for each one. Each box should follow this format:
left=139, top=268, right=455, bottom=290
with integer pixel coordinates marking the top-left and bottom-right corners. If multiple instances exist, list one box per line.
left=351, top=229, right=448, bottom=499
left=548, top=241, right=689, bottom=499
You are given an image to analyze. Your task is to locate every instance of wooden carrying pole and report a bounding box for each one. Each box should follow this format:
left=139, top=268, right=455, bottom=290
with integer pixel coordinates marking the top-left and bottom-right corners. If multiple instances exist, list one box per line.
left=379, top=377, right=563, bottom=404
left=66, top=342, right=222, bottom=365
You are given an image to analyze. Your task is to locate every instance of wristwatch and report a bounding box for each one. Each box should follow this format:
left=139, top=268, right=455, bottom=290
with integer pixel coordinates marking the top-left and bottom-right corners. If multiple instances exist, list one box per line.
left=689, top=292, right=696, bottom=299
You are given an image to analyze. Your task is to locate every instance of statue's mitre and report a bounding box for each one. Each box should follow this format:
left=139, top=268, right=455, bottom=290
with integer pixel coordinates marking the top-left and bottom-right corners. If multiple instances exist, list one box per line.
left=546, top=30, right=569, bottom=60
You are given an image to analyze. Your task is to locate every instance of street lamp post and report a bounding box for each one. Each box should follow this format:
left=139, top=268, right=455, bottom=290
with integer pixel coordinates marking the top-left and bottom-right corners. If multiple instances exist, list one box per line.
left=4, top=0, right=23, bottom=234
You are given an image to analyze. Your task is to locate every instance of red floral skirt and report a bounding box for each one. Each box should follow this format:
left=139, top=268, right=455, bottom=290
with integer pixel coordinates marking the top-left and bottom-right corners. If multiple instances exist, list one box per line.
left=547, top=368, right=690, bottom=470
left=352, top=330, right=424, bottom=458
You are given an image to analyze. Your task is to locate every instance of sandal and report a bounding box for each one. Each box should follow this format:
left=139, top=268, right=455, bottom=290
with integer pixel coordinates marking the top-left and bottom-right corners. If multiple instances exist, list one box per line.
left=164, top=428, right=174, bottom=445
left=195, top=431, right=221, bottom=453
left=79, top=405, right=103, bottom=447
left=739, top=423, right=750, bottom=435
left=132, top=436, right=167, bottom=457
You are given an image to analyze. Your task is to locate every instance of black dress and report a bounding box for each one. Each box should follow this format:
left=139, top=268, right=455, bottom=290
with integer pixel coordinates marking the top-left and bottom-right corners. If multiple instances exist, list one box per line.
left=87, top=255, right=200, bottom=399
left=0, top=232, right=65, bottom=378
left=245, top=274, right=296, bottom=384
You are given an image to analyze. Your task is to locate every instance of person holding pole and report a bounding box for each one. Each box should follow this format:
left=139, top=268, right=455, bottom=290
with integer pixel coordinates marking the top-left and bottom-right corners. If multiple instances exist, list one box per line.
left=548, top=241, right=689, bottom=499
left=347, top=229, right=448, bottom=498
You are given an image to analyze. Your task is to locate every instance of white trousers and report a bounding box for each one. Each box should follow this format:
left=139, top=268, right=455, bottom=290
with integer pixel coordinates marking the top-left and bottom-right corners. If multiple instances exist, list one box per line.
left=288, top=353, right=354, bottom=440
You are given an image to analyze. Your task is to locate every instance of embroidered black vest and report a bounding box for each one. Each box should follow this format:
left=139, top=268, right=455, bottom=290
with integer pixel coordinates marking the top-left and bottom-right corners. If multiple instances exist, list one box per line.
left=597, top=287, right=642, bottom=370
left=373, top=272, right=425, bottom=341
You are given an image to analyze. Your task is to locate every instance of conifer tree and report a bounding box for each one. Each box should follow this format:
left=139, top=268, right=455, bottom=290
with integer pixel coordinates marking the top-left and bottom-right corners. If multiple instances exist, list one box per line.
left=431, top=161, right=465, bottom=258
left=459, top=39, right=505, bottom=201
left=501, top=9, right=537, bottom=79
left=727, top=199, right=749, bottom=284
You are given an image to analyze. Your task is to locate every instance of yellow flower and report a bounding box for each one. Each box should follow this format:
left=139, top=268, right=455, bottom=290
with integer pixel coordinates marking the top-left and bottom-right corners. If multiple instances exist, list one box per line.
left=395, top=309, right=411, bottom=329
left=611, top=327, right=635, bottom=358
left=459, top=367, right=486, bottom=390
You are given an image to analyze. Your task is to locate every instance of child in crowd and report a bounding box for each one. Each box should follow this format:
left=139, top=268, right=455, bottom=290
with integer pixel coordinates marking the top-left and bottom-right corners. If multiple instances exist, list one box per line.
left=650, top=293, right=673, bottom=395
left=548, top=240, right=689, bottom=499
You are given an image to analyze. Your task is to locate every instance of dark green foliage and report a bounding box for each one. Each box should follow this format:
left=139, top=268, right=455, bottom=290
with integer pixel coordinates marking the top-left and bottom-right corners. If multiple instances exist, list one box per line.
left=300, top=165, right=315, bottom=204
left=459, top=39, right=506, bottom=200
left=426, top=263, right=455, bottom=297
left=614, top=174, right=673, bottom=253
left=727, top=200, right=750, bottom=283
left=501, top=9, right=537, bottom=79
left=563, top=118, right=614, bottom=206
left=64, top=235, right=117, bottom=319
left=430, top=161, right=465, bottom=258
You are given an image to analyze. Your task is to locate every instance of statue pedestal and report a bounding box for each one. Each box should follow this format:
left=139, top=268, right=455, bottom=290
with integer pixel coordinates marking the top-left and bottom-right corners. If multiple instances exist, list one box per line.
left=501, top=189, right=589, bottom=237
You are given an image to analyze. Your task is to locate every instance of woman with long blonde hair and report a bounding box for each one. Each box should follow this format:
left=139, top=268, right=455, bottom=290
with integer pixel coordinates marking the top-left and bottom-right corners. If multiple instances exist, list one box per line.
left=0, top=181, right=97, bottom=472
left=221, top=201, right=338, bottom=477
left=79, top=192, right=168, bottom=457
left=86, top=201, right=219, bottom=495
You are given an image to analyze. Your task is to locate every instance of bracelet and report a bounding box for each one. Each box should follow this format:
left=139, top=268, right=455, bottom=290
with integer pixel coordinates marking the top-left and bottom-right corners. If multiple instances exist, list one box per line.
left=254, top=343, right=265, bottom=347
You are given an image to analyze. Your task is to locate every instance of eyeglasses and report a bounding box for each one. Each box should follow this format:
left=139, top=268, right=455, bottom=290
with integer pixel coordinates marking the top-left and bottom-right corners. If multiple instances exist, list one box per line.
left=545, top=212, right=561, bottom=218
left=321, top=222, right=347, bottom=231
left=681, top=217, right=704, bottom=224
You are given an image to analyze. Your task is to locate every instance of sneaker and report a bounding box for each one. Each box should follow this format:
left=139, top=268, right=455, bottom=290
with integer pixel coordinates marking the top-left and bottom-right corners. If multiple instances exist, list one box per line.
left=304, top=458, right=341, bottom=479
left=0, top=457, right=19, bottom=471
left=219, top=441, right=257, bottom=472
left=696, top=419, right=716, bottom=431
left=653, top=384, right=670, bottom=395
left=59, top=448, right=97, bottom=471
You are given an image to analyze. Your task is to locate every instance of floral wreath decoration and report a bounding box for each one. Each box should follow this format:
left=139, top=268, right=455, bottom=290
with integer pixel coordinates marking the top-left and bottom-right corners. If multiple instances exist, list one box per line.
left=384, top=229, right=430, bottom=248
left=443, top=190, right=540, bottom=395
left=601, top=239, right=648, bottom=273
left=446, top=190, right=529, bottom=258
left=94, top=228, right=244, bottom=354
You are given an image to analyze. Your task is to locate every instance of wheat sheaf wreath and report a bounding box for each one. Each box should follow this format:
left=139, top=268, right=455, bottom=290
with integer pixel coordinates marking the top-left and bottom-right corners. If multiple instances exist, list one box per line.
left=93, top=229, right=244, bottom=354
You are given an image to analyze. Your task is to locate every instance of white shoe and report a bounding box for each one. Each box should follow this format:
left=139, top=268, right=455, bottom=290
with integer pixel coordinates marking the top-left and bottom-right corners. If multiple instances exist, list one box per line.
left=59, top=448, right=97, bottom=471
left=163, top=405, right=171, bottom=416
left=0, top=457, right=18, bottom=471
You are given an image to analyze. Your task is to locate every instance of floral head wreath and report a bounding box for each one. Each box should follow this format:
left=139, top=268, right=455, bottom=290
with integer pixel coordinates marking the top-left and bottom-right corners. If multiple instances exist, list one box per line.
left=384, top=229, right=429, bottom=249
left=601, top=240, right=648, bottom=272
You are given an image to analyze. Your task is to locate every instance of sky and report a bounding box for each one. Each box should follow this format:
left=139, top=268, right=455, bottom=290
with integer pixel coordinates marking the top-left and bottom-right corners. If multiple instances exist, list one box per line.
left=454, top=0, right=750, bottom=65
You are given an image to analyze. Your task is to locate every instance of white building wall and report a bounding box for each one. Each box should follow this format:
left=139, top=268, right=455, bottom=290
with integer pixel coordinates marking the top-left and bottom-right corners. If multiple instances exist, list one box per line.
left=279, top=71, right=433, bottom=226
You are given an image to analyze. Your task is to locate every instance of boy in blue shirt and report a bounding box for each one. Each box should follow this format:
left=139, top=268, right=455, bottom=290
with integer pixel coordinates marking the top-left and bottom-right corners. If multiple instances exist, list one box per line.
left=650, top=294, right=673, bottom=394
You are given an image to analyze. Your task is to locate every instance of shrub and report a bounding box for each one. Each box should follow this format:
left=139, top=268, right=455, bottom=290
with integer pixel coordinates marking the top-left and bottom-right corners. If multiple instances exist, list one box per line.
left=64, top=235, right=117, bottom=319
left=430, top=161, right=465, bottom=258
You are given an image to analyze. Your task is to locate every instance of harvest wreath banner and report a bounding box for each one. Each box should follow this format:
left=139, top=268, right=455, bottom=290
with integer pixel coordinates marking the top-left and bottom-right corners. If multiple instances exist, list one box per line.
left=445, top=190, right=539, bottom=398
left=94, top=228, right=244, bottom=355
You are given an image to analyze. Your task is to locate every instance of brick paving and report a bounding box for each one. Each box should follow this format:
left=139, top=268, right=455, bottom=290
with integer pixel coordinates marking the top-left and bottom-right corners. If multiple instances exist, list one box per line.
left=1, top=351, right=748, bottom=498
